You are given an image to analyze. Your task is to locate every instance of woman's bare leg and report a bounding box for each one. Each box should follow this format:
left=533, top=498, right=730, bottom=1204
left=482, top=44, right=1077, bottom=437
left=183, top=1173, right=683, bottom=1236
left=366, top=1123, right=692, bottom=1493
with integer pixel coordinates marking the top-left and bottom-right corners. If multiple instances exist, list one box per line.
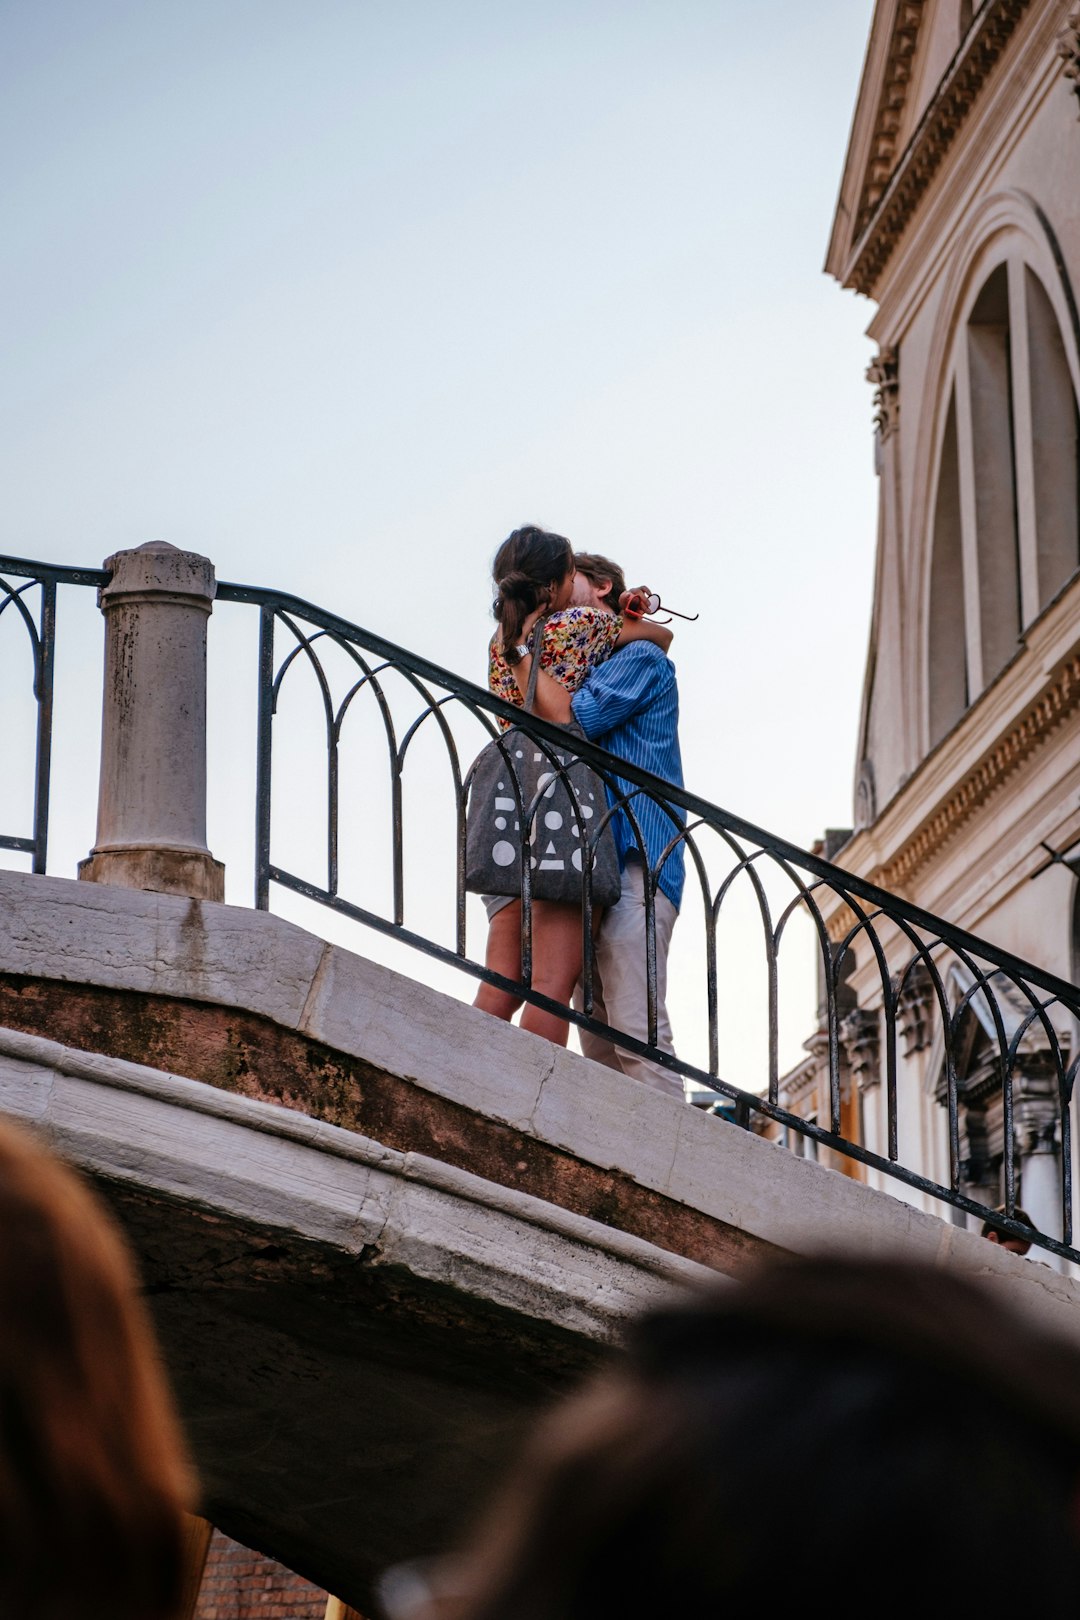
left=519, top=901, right=596, bottom=1046
left=473, top=902, right=524, bottom=1022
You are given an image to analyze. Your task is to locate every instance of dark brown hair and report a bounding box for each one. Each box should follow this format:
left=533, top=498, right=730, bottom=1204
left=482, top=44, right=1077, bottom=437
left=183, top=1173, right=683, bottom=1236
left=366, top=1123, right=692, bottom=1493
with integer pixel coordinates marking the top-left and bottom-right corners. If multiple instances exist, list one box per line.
left=491, top=526, right=573, bottom=649
left=0, top=1119, right=194, bottom=1620
left=980, top=1204, right=1035, bottom=1239
left=453, top=1255, right=1080, bottom=1617
left=572, top=552, right=626, bottom=611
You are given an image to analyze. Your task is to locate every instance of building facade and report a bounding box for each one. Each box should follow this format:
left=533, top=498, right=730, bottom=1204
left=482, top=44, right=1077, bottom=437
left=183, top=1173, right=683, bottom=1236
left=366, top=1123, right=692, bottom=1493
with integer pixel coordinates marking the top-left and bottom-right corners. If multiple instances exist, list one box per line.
left=772, top=0, right=1080, bottom=1248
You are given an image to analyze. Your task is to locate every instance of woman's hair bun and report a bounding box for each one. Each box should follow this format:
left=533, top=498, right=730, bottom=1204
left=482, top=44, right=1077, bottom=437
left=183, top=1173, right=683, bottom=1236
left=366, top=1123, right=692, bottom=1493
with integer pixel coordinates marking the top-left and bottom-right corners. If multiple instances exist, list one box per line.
left=494, top=570, right=535, bottom=606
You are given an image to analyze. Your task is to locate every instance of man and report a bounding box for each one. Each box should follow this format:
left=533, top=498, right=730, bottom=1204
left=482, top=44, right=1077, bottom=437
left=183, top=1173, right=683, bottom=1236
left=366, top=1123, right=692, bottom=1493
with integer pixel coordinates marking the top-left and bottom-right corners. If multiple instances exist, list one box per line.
left=521, top=552, right=686, bottom=1100
left=980, top=1204, right=1035, bottom=1256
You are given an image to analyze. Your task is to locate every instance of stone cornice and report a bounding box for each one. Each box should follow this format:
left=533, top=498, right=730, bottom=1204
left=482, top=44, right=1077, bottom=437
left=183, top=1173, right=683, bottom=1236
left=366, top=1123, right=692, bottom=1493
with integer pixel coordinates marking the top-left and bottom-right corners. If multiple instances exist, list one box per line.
left=879, top=650, right=1080, bottom=884
left=825, top=644, right=1080, bottom=943
left=774, top=1052, right=823, bottom=1109
left=853, top=2, right=928, bottom=241
left=843, top=0, right=1033, bottom=296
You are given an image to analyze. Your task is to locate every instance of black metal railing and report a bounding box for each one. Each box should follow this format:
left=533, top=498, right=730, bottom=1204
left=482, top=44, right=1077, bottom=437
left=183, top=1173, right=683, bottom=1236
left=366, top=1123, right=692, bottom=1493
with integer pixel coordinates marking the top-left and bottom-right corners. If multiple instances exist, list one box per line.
left=0, top=558, right=107, bottom=873
left=3, top=554, right=1078, bottom=1266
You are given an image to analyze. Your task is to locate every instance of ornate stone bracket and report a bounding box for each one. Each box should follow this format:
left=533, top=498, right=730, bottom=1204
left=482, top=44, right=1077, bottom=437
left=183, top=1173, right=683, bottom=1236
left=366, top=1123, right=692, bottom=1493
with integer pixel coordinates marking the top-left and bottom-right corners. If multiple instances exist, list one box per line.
left=896, top=962, right=935, bottom=1056
left=1057, top=9, right=1080, bottom=117
left=866, top=347, right=899, bottom=440
left=840, top=1008, right=881, bottom=1092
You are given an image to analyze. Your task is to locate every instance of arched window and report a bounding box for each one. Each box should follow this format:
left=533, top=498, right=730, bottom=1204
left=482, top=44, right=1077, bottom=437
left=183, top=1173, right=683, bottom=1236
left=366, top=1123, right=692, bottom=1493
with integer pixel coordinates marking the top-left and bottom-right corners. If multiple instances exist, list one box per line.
left=928, top=392, right=967, bottom=746
left=926, top=252, right=1080, bottom=746
left=1027, top=267, right=1080, bottom=607
left=966, top=264, right=1021, bottom=684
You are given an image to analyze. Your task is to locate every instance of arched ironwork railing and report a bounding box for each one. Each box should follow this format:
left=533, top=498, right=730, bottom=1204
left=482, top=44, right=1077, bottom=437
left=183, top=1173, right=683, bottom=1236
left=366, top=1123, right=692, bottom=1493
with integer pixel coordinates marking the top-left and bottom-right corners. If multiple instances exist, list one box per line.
left=0, top=559, right=108, bottom=874
left=1, top=555, right=1077, bottom=1265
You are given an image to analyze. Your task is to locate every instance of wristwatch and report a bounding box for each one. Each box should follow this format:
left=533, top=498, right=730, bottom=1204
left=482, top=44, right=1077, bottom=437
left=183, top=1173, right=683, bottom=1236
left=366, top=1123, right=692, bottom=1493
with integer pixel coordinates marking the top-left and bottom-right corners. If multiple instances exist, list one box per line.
left=506, top=643, right=532, bottom=666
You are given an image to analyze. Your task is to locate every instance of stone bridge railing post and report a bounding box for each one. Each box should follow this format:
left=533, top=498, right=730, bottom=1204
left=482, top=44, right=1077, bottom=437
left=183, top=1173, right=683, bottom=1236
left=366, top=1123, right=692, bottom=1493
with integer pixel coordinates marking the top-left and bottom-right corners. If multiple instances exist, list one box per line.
left=78, top=542, right=225, bottom=901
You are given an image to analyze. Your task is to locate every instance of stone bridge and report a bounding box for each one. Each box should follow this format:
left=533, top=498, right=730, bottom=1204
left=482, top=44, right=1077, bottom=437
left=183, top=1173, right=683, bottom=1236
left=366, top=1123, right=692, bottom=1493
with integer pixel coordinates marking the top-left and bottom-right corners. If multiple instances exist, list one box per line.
left=3, top=865, right=1080, bottom=1613
left=5, top=544, right=1080, bottom=1613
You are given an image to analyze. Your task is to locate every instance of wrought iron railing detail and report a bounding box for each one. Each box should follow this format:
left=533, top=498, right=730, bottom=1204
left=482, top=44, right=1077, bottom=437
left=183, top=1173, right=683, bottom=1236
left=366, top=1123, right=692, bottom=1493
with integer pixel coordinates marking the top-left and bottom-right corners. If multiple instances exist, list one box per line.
left=0, top=557, right=107, bottom=874
left=216, top=579, right=1080, bottom=1265
left=2, top=554, right=1078, bottom=1266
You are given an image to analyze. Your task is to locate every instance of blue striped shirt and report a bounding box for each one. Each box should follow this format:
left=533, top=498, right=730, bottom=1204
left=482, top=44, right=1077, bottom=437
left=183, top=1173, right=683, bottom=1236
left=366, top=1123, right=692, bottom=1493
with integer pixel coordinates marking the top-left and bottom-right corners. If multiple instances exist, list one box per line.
left=571, top=642, right=685, bottom=910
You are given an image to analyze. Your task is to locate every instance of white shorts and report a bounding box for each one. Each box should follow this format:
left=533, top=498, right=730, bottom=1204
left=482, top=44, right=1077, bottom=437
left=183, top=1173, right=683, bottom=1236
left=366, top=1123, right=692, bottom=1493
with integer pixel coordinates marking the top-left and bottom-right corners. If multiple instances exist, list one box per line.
left=482, top=893, right=516, bottom=921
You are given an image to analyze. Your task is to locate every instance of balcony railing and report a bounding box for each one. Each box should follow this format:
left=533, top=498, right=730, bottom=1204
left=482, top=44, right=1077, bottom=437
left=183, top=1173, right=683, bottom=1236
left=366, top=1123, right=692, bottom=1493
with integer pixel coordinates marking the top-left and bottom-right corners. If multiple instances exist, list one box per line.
left=0, top=560, right=108, bottom=873
left=1, top=552, right=1077, bottom=1267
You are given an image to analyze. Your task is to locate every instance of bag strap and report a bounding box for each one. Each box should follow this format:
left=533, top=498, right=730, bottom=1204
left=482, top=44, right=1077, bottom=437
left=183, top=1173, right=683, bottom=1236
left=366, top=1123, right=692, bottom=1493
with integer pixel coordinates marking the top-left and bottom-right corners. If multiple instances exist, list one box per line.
left=522, top=614, right=549, bottom=714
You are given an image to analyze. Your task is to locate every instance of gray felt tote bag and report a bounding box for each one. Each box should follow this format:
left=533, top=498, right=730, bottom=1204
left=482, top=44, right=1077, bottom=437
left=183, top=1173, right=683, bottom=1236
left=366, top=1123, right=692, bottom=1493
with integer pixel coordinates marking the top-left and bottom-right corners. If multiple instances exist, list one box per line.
left=465, top=622, right=622, bottom=907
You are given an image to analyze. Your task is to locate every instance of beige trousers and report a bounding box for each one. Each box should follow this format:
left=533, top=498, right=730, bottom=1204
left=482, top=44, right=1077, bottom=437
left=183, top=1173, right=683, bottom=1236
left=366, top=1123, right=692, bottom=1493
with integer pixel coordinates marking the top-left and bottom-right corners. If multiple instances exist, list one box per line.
left=576, top=858, right=683, bottom=1101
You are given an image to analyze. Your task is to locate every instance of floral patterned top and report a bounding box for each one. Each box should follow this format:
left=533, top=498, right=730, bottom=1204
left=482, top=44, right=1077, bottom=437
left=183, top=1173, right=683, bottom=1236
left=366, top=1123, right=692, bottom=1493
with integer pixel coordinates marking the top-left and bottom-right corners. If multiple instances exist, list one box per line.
left=488, top=606, right=623, bottom=726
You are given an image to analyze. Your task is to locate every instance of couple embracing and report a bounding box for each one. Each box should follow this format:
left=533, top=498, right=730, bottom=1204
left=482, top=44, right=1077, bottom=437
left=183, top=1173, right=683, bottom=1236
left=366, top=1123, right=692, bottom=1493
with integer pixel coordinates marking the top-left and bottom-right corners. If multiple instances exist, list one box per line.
left=471, top=524, right=685, bottom=1102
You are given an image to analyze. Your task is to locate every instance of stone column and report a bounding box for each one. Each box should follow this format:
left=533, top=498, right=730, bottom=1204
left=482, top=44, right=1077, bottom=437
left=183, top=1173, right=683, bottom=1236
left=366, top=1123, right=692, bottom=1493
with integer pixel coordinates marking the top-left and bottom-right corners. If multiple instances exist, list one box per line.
left=1014, top=1061, right=1063, bottom=1263
left=1020, top=1148, right=1061, bottom=1243
left=78, top=543, right=225, bottom=901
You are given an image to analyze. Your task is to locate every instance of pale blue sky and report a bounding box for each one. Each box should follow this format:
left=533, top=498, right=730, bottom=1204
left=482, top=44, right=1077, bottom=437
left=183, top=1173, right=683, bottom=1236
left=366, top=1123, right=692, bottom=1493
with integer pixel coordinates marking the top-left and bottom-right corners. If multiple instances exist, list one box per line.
left=1, top=0, right=880, bottom=1079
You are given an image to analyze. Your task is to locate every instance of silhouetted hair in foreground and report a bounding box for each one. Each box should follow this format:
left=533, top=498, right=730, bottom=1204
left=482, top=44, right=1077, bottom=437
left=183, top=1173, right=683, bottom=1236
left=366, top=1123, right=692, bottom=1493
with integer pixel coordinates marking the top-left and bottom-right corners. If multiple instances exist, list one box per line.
left=449, top=1256, right=1080, bottom=1616
left=0, top=1118, right=194, bottom=1620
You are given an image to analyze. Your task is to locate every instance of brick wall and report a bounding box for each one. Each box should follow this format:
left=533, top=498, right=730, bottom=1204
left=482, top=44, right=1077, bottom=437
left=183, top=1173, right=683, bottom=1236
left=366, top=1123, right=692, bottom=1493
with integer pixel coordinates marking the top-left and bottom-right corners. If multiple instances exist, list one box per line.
left=194, top=1529, right=328, bottom=1620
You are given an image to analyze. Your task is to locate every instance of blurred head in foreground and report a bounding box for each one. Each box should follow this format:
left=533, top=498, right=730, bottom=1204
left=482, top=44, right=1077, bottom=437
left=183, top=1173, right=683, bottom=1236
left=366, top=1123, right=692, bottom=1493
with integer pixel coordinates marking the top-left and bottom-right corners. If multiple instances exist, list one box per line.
left=0, top=1118, right=193, bottom=1620
left=445, top=1255, right=1080, bottom=1617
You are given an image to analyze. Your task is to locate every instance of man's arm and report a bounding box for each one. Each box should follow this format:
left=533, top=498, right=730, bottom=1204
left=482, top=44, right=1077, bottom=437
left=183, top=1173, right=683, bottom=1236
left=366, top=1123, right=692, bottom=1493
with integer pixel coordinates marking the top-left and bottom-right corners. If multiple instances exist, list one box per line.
left=571, top=642, right=674, bottom=739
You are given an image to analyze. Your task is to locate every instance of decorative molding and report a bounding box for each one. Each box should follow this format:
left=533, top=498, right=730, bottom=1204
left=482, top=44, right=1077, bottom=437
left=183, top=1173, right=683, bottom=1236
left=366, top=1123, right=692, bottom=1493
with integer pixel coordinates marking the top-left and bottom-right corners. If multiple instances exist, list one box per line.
left=896, top=962, right=935, bottom=1055
left=775, top=1047, right=825, bottom=1111
left=846, top=0, right=1033, bottom=295
left=866, top=346, right=900, bottom=440
left=828, top=902, right=860, bottom=947
left=825, top=645, right=1080, bottom=943
left=950, top=1051, right=1064, bottom=1171
left=1057, top=8, right=1080, bottom=116
left=853, top=2, right=928, bottom=239
left=878, top=647, right=1080, bottom=890
left=840, top=1007, right=881, bottom=1091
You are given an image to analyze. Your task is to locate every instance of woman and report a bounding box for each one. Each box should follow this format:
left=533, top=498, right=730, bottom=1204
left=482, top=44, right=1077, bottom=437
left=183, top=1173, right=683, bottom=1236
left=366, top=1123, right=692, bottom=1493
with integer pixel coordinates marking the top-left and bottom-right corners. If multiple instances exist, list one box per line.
left=0, top=1117, right=194, bottom=1620
left=473, top=524, right=671, bottom=1044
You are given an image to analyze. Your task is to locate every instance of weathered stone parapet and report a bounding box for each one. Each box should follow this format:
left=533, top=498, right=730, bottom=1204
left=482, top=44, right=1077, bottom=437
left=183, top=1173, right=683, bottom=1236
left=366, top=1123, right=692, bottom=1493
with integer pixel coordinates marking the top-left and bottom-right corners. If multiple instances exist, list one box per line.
left=78, top=542, right=224, bottom=901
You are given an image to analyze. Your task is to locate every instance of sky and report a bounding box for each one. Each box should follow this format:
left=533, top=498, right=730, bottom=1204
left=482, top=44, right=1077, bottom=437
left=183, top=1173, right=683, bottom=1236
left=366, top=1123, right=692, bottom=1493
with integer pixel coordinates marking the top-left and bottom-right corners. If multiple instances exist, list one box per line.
left=0, top=0, right=880, bottom=1087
